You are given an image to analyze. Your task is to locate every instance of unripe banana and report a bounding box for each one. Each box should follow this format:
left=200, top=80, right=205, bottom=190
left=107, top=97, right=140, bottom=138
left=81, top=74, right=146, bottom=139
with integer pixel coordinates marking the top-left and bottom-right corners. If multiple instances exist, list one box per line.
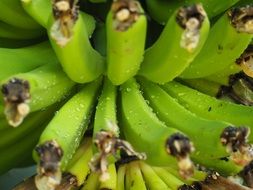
left=120, top=78, right=194, bottom=178
left=1, top=63, right=75, bottom=127
left=117, top=164, right=126, bottom=190
left=55, top=138, right=93, bottom=189
left=106, top=0, right=147, bottom=85
left=146, top=0, right=239, bottom=25
left=139, top=4, right=210, bottom=84
left=181, top=5, right=253, bottom=78
left=34, top=79, right=101, bottom=190
left=0, top=21, right=45, bottom=40
left=140, top=79, right=253, bottom=168
left=125, top=161, right=146, bottom=190
left=0, top=0, right=41, bottom=29
left=163, top=81, right=253, bottom=142
left=139, top=161, right=170, bottom=190
left=0, top=41, right=58, bottom=81
left=48, top=0, right=105, bottom=83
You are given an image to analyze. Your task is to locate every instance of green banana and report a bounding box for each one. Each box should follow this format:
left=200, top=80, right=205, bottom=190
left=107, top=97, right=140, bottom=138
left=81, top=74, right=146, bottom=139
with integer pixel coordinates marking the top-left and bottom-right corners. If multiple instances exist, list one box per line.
left=152, top=167, right=185, bottom=190
left=81, top=172, right=100, bottom=190
left=145, top=0, right=239, bottom=25
left=0, top=104, right=56, bottom=149
left=91, top=77, right=146, bottom=182
left=0, top=0, right=41, bottom=29
left=48, top=0, right=105, bottom=83
left=1, top=63, right=75, bottom=127
left=106, top=0, right=147, bottom=85
left=0, top=37, right=45, bottom=48
left=179, top=78, right=223, bottom=97
left=93, top=78, right=118, bottom=138
left=162, top=81, right=253, bottom=142
left=138, top=4, right=210, bottom=84
left=204, top=44, right=252, bottom=85
left=180, top=5, right=253, bottom=78
left=21, top=0, right=96, bottom=37
left=125, top=161, right=146, bottom=190
left=56, top=138, right=93, bottom=189
left=140, top=79, right=253, bottom=168
left=0, top=21, right=45, bottom=40
left=99, top=164, right=117, bottom=189
left=139, top=161, right=171, bottom=190
left=34, top=79, right=101, bottom=190
left=21, top=0, right=52, bottom=28
left=0, top=118, right=49, bottom=175
left=0, top=41, right=58, bottom=81
left=90, top=77, right=119, bottom=179
left=119, top=78, right=194, bottom=178
left=117, top=164, right=126, bottom=190
left=204, top=65, right=242, bottom=86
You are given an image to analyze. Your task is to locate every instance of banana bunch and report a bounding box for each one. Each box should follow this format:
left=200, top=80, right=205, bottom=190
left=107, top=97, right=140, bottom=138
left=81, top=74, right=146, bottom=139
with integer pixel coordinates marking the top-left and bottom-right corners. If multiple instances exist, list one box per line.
left=1, top=0, right=253, bottom=189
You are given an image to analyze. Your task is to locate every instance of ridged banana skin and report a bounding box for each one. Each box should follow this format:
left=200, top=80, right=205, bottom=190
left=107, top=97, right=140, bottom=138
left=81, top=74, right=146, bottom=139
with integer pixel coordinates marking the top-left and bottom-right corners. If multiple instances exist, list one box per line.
left=140, top=79, right=230, bottom=160
left=138, top=6, right=210, bottom=84
left=163, top=81, right=253, bottom=142
left=0, top=0, right=41, bottom=29
left=180, top=10, right=253, bottom=78
left=106, top=6, right=147, bottom=85
left=34, top=79, right=101, bottom=170
left=119, top=78, right=181, bottom=166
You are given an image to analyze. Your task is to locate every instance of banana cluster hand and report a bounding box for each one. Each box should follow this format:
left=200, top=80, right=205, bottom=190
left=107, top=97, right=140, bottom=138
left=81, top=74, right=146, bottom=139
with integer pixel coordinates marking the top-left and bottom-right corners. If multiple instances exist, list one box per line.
left=1, top=0, right=253, bottom=189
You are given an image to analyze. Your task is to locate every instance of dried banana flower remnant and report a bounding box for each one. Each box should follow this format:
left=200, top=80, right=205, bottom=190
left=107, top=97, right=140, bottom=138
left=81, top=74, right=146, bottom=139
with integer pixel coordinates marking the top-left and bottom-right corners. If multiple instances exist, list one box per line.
left=221, top=126, right=253, bottom=166
left=1, top=78, right=30, bottom=127
left=176, top=4, right=206, bottom=52
left=51, top=0, right=79, bottom=46
left=89, top=130, right=146, bottom=182
left=229, top=5, right=253, bottom=34
left=35, top=140, right=63, bottom=190
left=166, top=133, right=195, bottom=179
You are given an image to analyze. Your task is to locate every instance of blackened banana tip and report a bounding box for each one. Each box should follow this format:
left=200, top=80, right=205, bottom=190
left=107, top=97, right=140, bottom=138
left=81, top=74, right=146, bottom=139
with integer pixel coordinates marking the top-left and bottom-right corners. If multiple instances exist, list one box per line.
left=176, top=4, right=206, bottom=52
left=166, top=133, right=195, bottom=178
left=35, top=140, right=63, bottom=189
left=228, top=5, right=253, bottom=34
left=1, top=78, right=30, bottom=127
left=111, top=0, right=143, bottom=31
left=221, top=126, right=253, bottom=166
